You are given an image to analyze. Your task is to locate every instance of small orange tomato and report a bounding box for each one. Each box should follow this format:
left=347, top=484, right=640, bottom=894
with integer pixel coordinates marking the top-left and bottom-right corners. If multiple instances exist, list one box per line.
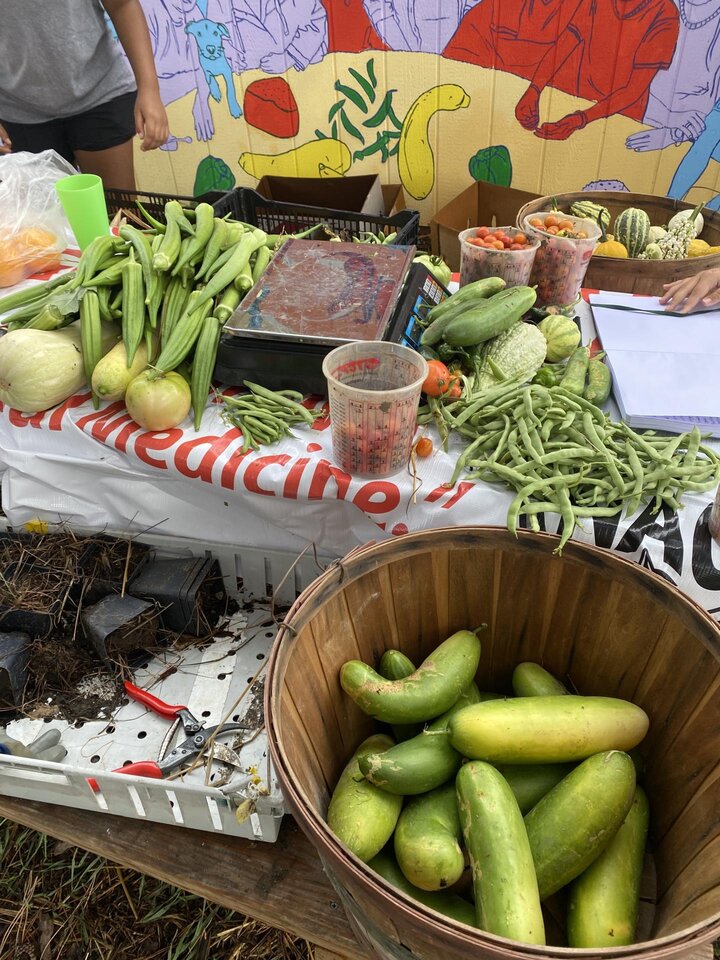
left=559, top=219, right=574, bottom=232
left=477, top=226, right=490, bottom=238
left=544, top=215, right=559, bottom=228
left=414, top=436, right=433, bottom=458
left=514, top=233, right=527, bottom=245
left=577, top=231, right=587, bottom=239
left=448, top=380, right=462, bottom=398
left=530, top=218, right=543, bottom=228
left=510, top=243, right=524, bottom=250
left=547, top=225, right=559, bottom=235
left=422, top=359, right=451, bottom=398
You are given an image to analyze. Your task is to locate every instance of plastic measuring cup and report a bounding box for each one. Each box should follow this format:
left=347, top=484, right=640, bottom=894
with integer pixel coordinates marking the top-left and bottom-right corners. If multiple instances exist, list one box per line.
left=322, top=341, right=428, bottom=479
left=55, top=173, right=109, bottom=251
left=459, top=227, right=539, bottom=289
left=521, top=213, right=601, bottom=308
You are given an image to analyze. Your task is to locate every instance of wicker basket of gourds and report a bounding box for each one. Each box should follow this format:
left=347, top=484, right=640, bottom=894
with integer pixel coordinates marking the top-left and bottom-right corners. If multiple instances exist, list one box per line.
left=517, top=192, right=720, bottom=295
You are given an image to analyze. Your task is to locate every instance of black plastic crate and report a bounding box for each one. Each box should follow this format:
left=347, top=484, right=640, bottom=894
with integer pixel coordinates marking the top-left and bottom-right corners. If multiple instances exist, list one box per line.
left=129, top=556, right=227, bottom=637
left=213, top=187, right=419, bottom=246
left=105, top=188, right=225, bottom=224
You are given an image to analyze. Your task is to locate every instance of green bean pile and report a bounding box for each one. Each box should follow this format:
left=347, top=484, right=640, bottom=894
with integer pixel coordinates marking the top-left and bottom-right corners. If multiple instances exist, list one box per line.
left=222, top=380, right=323, bottom=452
left=418, top=380, right=720, bottom=552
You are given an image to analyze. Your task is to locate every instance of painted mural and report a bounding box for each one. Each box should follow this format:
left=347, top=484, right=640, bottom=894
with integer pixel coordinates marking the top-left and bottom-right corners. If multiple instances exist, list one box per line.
left=124, top=0, right=720, bottom=218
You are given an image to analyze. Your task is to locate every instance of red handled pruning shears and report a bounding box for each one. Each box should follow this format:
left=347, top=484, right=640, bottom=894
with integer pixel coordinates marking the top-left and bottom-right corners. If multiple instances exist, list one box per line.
left=113, top=681, right=251, bottom=780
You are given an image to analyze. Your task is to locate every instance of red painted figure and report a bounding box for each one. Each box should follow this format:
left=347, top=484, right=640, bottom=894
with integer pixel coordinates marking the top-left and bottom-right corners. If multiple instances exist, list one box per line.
left=321, top=0, right=387, bottom=53
left=444, top=0, right=678, bottom=138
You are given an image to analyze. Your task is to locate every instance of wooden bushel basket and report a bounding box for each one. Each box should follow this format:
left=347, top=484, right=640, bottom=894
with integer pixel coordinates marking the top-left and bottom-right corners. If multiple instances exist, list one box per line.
left=517, top=192, right=720, bottom=295
left=266, top=527, right=720, bottom=960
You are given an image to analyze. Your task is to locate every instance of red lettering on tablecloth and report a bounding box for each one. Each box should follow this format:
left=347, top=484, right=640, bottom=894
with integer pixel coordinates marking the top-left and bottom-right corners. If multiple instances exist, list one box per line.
left=308, top=460, right=351, bottom=500
left=219, top=449, right=253, bottom=490
left=311, top=401, right=331, bottom=430
left=115, top=418, right=144, bottom=452
left=441, top=481, right=475, bottom=509
left=424, top=484, right=453, bottom=504
left=135, top=430, right=184, bottom=469
left=353, top=482, right=401, bottom=514
left=76, top=401, right=126, bottom=432
left=48, top=391, right=93, bottom=431
left=8, top=408, right=46, bottom=429
left=174, top=428, right=241, bottom=482
left=244, top=454, right=293, bottom=496
left=283, top=458, right=311, bottom=499
left=76, top=403, right=137, bottom=444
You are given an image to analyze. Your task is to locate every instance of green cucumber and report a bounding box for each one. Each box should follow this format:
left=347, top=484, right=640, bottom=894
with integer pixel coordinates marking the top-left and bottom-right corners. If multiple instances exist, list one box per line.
left=559, top=345, right=589, bottom=396
left=394, top=783, right=464, bottom=891
left=426, top=276, right=506, bottom=323
left=496, top=763, right=575, bottom=814
left=378, top=650, right=421, bottom=742
left=567, top=786, right=649, bottom=947
left=448, top=696, right=648, bottom=764
left=512, top=663, right=569, bottom=697
left=584, top=357, right=612, bottom=405
left=327, top=734, right=403, bottom=862
left=341, top=629, right=481, bottom=724
left=457, top=761, right=545, bottom=944
left=359, top=683, right=480, bottom=795
left=443, top=286, right=537, bottom=348
left=368, top=849, right=476, bottom=926
left=525, top=751, right=636, bottom=900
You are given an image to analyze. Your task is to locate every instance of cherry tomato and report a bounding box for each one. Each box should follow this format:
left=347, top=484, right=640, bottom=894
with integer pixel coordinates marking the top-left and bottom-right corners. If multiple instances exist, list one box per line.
left=558, top=219, right=574, bottom=232
left=510, top=243, right=524, bottom=250
left=577, top=231, right=587, bottom=239
left=514, top=233, right=528, bottom=245
left=477, top=226, right=490, bottom=238
left=544, top=215, right=559, bottom=228
left=422, top=359, right=451, bottom=397
left=414, top=437, right=433, bottom=458
left=547, top=225, right=559, bottom=235
left=493, top=240, right=504, bottom=250
left=530, top=218, right=543, bottom=228
left=467, top=237, right=482, bottom=246
left=448, top=380, right=463, bottom=398
left=502, top=237, right=513, bottom=248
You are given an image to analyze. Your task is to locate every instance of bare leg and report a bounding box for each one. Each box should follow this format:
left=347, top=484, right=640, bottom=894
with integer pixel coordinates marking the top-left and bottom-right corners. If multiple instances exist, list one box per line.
left=75, top=138, right=136, bottom=191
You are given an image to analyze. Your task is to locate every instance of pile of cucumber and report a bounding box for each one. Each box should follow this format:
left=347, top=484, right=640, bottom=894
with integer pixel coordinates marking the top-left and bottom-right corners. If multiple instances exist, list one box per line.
left=328, top=630, right=651, bottom=948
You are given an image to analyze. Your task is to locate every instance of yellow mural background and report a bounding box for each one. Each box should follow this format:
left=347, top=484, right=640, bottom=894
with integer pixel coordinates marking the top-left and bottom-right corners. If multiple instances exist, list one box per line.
left=135, top=52, right=720, bottom=220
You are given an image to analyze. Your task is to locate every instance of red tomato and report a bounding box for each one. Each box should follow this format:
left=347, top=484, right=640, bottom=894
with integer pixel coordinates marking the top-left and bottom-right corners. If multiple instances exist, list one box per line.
left=476, top=226, right=490, bottom=238
left=510, top=243, right=524, bottom=250
left=414, top=437, right=433, bottom=458
left=448, top=380, right=462, bottom=398
left=493, top=240, right=504, bottom=250
left=422, top=359, right=451, bottom=397
left=547, top=225, right=559, bottom=235
left=502, top=237, right=513, bottom=248
left=514, top=233, right=528, bottom=245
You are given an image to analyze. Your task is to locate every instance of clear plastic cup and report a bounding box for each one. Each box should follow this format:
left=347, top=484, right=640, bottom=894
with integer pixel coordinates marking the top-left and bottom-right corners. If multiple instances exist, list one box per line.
left=55, top=173, right=109, bottom=251
left=521, top=213, right=601, bottom=308
left=322, top=341, right=428, bottom=479
left=459, top=227, right=539, bottom=289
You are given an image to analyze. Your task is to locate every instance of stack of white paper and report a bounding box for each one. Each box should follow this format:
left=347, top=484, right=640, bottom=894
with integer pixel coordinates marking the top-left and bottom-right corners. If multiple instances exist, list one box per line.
left=589, top=292, right=720, bottom=437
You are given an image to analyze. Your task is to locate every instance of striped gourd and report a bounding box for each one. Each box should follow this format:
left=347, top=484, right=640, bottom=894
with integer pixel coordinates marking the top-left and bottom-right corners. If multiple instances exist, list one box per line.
left=570, top=200, right=610, bottom=232
left=614, top=208, right=650, bottom=258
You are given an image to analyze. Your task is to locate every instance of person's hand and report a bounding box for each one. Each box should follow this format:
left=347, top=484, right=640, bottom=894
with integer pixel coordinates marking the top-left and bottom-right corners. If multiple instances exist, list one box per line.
left=660, top=267, right=720, bottom=313
left=535, top=112, right=586, bottom=141
left=515, top=85, right=540, bottom=130
left=626, top=127, right=675, bottom=152
left=0, top=122, right=12, bottom=155
left=134, top=87, right=169, bottom=151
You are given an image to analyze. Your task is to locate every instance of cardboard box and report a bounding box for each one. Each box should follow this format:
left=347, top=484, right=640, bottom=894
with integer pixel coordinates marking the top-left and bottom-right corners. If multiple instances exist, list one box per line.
left=255, top=174, right=387, bottom=217
left=431, top=182, right=540, bottom=271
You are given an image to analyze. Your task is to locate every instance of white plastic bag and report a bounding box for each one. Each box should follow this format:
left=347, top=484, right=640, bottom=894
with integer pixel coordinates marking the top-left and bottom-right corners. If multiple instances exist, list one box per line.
left=0, top=150, right=77, bottom=286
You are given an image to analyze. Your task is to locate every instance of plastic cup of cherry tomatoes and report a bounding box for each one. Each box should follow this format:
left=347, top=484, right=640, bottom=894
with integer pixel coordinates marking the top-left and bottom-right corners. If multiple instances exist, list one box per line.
left=459, top=226, right=540, bottom=289
left=521, top=213, right=601, bottom=308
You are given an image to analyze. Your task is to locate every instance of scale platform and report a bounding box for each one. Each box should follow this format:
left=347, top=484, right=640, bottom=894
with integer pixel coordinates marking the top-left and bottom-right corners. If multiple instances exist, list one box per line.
left=214, top=240, right=450, bottom=395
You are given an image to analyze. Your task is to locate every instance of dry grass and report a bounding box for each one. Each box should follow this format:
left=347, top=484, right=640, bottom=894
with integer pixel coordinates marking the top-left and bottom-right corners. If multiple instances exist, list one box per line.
left=0, top=820, right=313, bottom=960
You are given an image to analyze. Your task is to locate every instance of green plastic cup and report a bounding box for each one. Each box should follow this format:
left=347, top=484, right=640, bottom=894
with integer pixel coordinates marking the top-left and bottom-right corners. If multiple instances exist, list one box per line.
left=55, top=174, right=109, bottom=250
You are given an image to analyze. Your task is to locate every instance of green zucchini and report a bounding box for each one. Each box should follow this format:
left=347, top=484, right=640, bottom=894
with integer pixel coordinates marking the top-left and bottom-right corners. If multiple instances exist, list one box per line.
left=495, top=763, right=575, bottom=814
left=442, top=286, right=537, bottom=348
left=358, top=683, right=480, bottom=795
left=340, top=629, right=481, bottom=725
left=525, top=751, right=636, bottom=900
left=512, top=663, right=570, bottom=697
left=327, top=734, right=403, bottom=863
left=378, top=650, right=421, bottom=742
left=567, top=786, right=649, bottom=947
left=394, top=783, right=464, bottom=891
left=457, top=761, right=545, bottom=944
left=425, top=276, right=506, bottom=324
left=448, top=695, right=648, bottom=764
left=368, top=849, right=476, bottom=926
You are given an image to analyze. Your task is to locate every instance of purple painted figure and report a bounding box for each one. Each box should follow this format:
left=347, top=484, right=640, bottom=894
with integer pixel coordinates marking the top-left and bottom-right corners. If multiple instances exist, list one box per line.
left=362, top=0, right=483, bottom=54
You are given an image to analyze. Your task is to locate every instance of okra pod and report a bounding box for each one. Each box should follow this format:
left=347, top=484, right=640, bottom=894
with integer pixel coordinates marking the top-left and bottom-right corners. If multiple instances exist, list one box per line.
left=121, top=249, right=146, bottom=367
left=191, top=314, right=222, bottom=430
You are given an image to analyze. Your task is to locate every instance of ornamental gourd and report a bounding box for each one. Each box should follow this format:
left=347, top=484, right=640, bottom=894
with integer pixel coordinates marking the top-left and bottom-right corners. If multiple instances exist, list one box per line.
left=476, top=322, right=547, bottom=390
left=594, top=217, right=628, bottom=259
left=570, top=200, right=610, bottom=232
left=0, top=322, right=118, bottom=413
left=614, top=208, right=650, bottom=258
left=538, top=315, right=581, bottom=363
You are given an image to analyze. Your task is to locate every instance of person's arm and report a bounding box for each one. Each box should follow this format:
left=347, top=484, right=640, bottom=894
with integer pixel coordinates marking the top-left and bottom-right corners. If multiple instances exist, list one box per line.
left=103, top=0, right=169, bottom=150
left=515, top=23, right=582, bottom=129
left=0, top=122, right=11, bottom=154
left=660, top=268, right=720, bottom=313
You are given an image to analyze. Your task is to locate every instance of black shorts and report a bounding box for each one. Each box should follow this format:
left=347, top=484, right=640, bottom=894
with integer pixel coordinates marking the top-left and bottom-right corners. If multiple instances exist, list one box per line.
left=1, top=91, right=137, bottom=166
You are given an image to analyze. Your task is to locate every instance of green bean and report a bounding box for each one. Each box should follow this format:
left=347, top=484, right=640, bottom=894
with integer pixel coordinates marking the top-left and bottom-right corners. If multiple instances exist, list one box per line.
left=555, top=487, right=576, bottom=554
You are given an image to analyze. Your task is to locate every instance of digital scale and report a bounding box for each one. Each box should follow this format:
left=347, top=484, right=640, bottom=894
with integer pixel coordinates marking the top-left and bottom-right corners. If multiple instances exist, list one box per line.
left=214, top=239, right=450, bottom=394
